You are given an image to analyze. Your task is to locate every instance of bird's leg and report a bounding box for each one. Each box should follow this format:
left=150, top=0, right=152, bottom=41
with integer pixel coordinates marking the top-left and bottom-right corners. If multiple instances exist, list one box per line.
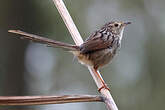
left=93, top=68, right=110, bottom=92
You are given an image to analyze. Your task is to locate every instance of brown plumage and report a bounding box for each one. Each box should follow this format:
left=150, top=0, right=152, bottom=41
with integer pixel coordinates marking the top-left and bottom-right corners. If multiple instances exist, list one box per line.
left=8, top=21, right=131, bottom=91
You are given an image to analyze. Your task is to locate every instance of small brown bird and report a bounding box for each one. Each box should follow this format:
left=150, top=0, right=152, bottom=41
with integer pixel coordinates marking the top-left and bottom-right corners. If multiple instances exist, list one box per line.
left=8, top=21, right=131, bottom=91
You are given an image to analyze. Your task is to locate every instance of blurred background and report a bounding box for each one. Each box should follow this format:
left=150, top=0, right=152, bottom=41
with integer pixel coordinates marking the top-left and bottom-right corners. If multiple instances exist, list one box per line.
left=0, top=0, right=165, bottom=110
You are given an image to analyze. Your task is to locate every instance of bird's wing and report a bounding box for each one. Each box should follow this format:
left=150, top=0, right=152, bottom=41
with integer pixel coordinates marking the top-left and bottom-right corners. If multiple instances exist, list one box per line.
left=80, top=31, right=114, bottom=54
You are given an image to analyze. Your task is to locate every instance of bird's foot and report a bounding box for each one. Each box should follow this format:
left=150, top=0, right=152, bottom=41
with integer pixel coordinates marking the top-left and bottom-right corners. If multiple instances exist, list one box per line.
left=98, top=83, right=110, bottom=92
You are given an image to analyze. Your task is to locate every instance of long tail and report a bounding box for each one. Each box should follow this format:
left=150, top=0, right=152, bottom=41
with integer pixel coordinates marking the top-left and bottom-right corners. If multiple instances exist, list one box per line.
left=8, top=30, right=80, bottom=51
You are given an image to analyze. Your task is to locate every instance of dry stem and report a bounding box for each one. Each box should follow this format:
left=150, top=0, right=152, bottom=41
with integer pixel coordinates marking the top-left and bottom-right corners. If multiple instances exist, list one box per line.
left=52, top=0, right=118, bottom=110
left=0, top=95, right=103, bottom=106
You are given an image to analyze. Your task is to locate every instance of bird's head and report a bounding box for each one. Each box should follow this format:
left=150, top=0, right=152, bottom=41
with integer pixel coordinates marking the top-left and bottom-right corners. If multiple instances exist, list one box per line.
left=106, top=21, right=131, bottom=35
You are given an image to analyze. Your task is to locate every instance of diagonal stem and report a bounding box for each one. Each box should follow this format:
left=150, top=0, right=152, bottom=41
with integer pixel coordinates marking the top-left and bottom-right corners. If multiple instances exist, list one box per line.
left=52, top=0, right=118, bottom=110
left=52, top=0, right=83, bottom=45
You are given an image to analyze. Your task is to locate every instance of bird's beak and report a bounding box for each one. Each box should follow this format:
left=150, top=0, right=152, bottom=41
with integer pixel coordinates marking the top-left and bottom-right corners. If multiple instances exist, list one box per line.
left=123, top=22, right=131, bottom=26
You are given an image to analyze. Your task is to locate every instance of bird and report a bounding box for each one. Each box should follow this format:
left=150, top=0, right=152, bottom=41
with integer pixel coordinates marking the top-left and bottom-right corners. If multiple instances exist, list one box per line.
left=8, top=21, right=131, bottom=92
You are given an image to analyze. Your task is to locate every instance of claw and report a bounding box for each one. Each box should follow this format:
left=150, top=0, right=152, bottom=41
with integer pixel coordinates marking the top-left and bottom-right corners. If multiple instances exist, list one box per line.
left=98, top=84, right=110, bottom=92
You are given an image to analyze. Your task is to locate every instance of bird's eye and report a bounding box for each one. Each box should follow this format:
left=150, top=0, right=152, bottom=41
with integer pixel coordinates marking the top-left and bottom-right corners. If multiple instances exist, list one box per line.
left=114, top=23, right=119, bottom=27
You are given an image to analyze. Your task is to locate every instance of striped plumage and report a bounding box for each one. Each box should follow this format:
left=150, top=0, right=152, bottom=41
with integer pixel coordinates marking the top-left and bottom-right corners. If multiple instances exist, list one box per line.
left=8, top=21, right=131, bottom=91
left=78, top=21, right=130, bottom=69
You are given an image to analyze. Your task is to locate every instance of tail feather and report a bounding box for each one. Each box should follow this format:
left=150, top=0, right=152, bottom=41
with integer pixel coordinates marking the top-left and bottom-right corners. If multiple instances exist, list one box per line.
left=8, top=30, right=80, bottom=51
